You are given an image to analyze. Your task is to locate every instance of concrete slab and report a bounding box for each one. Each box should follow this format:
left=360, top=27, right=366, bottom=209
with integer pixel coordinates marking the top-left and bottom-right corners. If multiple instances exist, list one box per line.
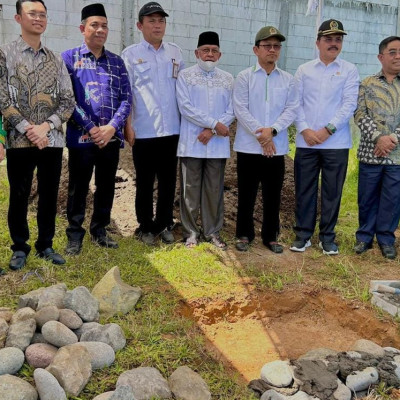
left=370, top=281, right=400, bottom=317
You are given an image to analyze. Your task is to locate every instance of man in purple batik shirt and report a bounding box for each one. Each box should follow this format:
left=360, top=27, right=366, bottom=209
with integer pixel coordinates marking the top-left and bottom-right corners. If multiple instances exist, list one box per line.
left=62, top=3, right=132, bottom=256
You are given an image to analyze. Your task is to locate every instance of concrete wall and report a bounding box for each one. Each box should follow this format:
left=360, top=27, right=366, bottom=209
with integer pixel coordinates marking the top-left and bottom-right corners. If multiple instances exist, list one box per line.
left=0, top=0, right=398, bottom=78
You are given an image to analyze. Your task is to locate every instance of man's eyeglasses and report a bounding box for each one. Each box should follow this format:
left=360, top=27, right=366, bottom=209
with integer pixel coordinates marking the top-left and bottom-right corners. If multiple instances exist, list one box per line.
left=25, top=12, right=48, bottom=20
left=199, top=48, right=220, bottom=55
left=258, top=44, right=282, bottom=51
left=320, top=37, right=343, bottom=44
left=382, top=50, right=400, bottom=57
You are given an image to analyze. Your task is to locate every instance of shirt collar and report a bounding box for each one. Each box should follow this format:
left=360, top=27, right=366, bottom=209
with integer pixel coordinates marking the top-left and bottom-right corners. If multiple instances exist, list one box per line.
left=141, top=39, right=165, bottom=51
left=376, top=69, right=400, bottom=82
left=253, top=61, right=280, bottom=76
left=80, top=42, right=107, bottom=58
left=17, top=35, right=47, bottom=55
left=316, top=56, right=341, bottom=67
left=195, top=63, right=216, bottom=76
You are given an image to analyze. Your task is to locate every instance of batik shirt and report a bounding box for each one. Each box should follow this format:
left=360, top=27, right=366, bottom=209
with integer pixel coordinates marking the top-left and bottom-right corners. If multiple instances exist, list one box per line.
left=62, top=43, right=132, bottom=148
left=0, top=36, right=75, bottom=148
left=355, top=71, right=400, bottom=165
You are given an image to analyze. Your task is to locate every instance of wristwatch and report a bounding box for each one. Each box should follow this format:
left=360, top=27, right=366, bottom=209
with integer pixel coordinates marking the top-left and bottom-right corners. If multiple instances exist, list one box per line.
left=271, top=128, right=278, bottom=137
left=211, top=128, right=217, bottom=135
left=325, top=123, right=337, bottom=135
left=47, top=120, right=55, bottom=132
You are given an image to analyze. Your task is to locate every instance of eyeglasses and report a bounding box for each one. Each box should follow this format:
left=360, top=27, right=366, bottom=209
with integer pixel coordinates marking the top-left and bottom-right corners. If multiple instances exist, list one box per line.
left=382, top=50, right=400, bottom=57
left=25, top=12, right=48, bottom=20
left=258, top=44, right=282, bottom=51
left=320, top=37, right=343, bottom=44
left=199, top=48, right=220, bottom=55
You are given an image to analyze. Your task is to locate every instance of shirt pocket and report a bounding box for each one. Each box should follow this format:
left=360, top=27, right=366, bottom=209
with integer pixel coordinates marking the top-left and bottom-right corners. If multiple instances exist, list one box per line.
left=271, top=88, right=288, bottom=114
left=134, top=62, right=151, bottom=85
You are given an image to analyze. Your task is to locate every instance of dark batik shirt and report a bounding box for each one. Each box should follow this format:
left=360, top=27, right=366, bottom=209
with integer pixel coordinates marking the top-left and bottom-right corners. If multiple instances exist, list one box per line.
left=62, top=43, right=132, bottom=148
left=355, top=71, right=400, bottom=165
left=0, top=36, right=75, bottom=148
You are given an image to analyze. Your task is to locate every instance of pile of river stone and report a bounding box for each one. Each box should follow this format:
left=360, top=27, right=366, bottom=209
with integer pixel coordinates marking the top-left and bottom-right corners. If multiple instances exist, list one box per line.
left=249, top=339, right=400, bottom=400
left=0, top=269, right=212, bottom=400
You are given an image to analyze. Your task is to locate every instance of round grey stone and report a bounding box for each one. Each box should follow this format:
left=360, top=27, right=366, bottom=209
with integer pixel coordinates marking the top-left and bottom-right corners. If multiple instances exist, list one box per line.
left=11, top=307, right=36, bottom=324
left=169, top=366, right=211, bottom=400
left=72, top=341, right=115, bottom=369
left=0, top=347, right=25, bottom=375
left=261, top=360, right=293, bottom=388
left=31, top=332, right=49, bottom=344
left=42, top=320, right=78, bottom=347
left=350, top=339, right=385, bottom=357
left=25, top=343, right=58, bottom=368
left=34, top=368, right=67, bottom=400
left=35, top=306, right=60, bottom=328
left=346, top=367, right=379, bottom=392
left=80, top=323, right=126, bottom=351
left=298, top=348, right=338, bottom=361
left=333, top=379, right=351, bottom=400
left=93, top=392, right=114, bottom=400
left=58, top=309, right=83, bottom=330
left=5, top=318, right=36, bottom=351
left=0, top=317, right=8, bottom=348
left=73, top=322, right=102, bottom=339
left=0, top=374, right=38, bottom=400
left=63, top=286, right=99, bottom=322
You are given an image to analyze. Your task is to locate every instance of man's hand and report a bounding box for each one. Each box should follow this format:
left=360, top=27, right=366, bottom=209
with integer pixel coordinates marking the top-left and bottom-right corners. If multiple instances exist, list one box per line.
left=314, top=128, right=330, bottom=143
left=301, top=129, right=323, bottom=147
left=256, top=127, right=273, bottom=146
left=214, top=122, right=229, bottom=137
left=374, top=135, right=398, bottom=157
left=198, top=128, right=213, bottom=145
left=124, top=124, right=135, bottom=147
left=91, top=125, right=116, bottom=149
left=0, top=143, right=5, bottom=162
left=36, top=136, right=49, bottom=150
left=26, top=122, right=50, bottom=147
left=262, top=141, right=276, bottom=157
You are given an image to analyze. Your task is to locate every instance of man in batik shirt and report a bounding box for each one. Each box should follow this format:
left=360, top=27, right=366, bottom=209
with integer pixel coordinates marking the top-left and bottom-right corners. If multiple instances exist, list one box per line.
left=62, top=3, right=132, bottom=255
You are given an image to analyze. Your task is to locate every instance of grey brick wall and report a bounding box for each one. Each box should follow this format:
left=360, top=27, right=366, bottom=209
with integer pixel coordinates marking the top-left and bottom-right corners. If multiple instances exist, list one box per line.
left=0, top=0, right=398, bottom=78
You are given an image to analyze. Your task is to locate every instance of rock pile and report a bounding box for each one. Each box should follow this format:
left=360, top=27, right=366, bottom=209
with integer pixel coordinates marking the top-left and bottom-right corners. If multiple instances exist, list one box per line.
left=249, top=339, right=400, bottom=400
left=0, top=268, right=213, bottom=400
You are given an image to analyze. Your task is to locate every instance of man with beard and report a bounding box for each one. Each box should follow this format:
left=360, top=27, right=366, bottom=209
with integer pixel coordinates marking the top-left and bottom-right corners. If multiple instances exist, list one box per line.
left=354, top=36, right=400, bottom=259
left=176, top=32, right=234, bottom=249
left=290, top=19, right=359, bottom=255
left=233, top=26, right=298, bottom=253
left=62, top=3, right=132, bottom=255
left=0, top=0, right=75, bottom=270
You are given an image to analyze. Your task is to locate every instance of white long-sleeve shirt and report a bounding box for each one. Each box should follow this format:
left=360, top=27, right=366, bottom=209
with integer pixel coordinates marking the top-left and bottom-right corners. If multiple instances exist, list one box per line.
left=176, top=64, right=234, bottom=158
left=122, top=40, right=184, bottom=139
left=294, top=57, right=360, bottom=149
left=233, top=63, right=298, bottom=155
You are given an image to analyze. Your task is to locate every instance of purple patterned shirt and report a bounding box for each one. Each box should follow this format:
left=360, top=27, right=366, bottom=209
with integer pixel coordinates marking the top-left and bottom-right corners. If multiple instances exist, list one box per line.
left=62, top=43, right=132, bottom=148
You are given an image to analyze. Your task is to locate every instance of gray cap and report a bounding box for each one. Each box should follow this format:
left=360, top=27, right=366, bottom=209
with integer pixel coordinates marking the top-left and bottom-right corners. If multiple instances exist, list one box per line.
left=255, top=26, right=285, bottom=44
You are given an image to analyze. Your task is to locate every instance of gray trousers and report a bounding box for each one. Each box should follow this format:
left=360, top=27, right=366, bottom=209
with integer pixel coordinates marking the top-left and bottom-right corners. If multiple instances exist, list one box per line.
left=180, top=157, right=226, bottom=240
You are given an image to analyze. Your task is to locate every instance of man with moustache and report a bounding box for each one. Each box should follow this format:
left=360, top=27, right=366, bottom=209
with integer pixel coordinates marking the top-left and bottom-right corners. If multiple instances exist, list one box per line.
left=176, top=32, right=234, bottom=249
left=233, top=26, right=298, bottom=253
left=354, top=36, right=400, bottom=259
left=0, top=0, right=75, bottom=270
left=122, top=2, right=184, bottom=246
left=62, top=3, right=132, bottom=255
left=290, top=19, right=359, bottom=255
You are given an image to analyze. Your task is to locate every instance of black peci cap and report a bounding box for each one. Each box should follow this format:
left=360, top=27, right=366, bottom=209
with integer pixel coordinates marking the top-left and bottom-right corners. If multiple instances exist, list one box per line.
left=81, top=3, right=107, bottom=20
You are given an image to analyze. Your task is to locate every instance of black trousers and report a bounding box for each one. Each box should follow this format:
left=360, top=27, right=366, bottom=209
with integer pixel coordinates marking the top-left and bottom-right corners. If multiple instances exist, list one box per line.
left=7, top=147, right=63, bottom=254
left=293, top=148, right=349, bottom=243
left=236, top=152, right=285, bottom=243
left=66, top=141, right=120, bottom=242
left=132, top=135, right=179, bottom=234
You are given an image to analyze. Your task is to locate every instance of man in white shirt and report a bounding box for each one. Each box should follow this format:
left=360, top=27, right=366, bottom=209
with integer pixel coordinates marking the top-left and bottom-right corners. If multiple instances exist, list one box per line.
left=233, top=26, right=298, bottom=253
left=177, top=32, right=234, bottom=249
left=290, top=19, right=359, bottom=255
left=122, top=2, right=184, bottom=245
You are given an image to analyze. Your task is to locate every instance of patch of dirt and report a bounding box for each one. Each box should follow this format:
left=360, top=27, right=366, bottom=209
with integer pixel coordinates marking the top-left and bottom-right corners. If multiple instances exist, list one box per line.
left=179, top=289, right=400, bottom=381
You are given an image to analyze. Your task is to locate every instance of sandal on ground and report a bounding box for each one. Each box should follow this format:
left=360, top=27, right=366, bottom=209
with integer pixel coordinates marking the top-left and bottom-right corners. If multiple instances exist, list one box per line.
left=236, top=237, right=250, bottom=252
left=185, top=237, right=198, bottom=249
left=209, top=234, right=227, bottom=250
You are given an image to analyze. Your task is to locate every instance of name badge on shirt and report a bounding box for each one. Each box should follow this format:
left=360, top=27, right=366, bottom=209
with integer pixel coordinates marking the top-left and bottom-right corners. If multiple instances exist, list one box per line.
left=172, top=59, right=179, bottom=79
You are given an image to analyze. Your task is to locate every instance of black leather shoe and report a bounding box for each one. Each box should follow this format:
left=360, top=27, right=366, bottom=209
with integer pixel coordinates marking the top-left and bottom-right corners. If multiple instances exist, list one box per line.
left=65, top=240, right=82, bottom=256
left=92, top=234, right=119, bottom=249
left=354, top=241, right=372, bottom=254
left=266, top=242, right=284, bottom=254
left=9, top=251, right=27, bottom=271
left=37, top=248, right=66, bottom=265
left=236, top=237, right=250, bottom=252
left=380, top=244, right=397, bottom=260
